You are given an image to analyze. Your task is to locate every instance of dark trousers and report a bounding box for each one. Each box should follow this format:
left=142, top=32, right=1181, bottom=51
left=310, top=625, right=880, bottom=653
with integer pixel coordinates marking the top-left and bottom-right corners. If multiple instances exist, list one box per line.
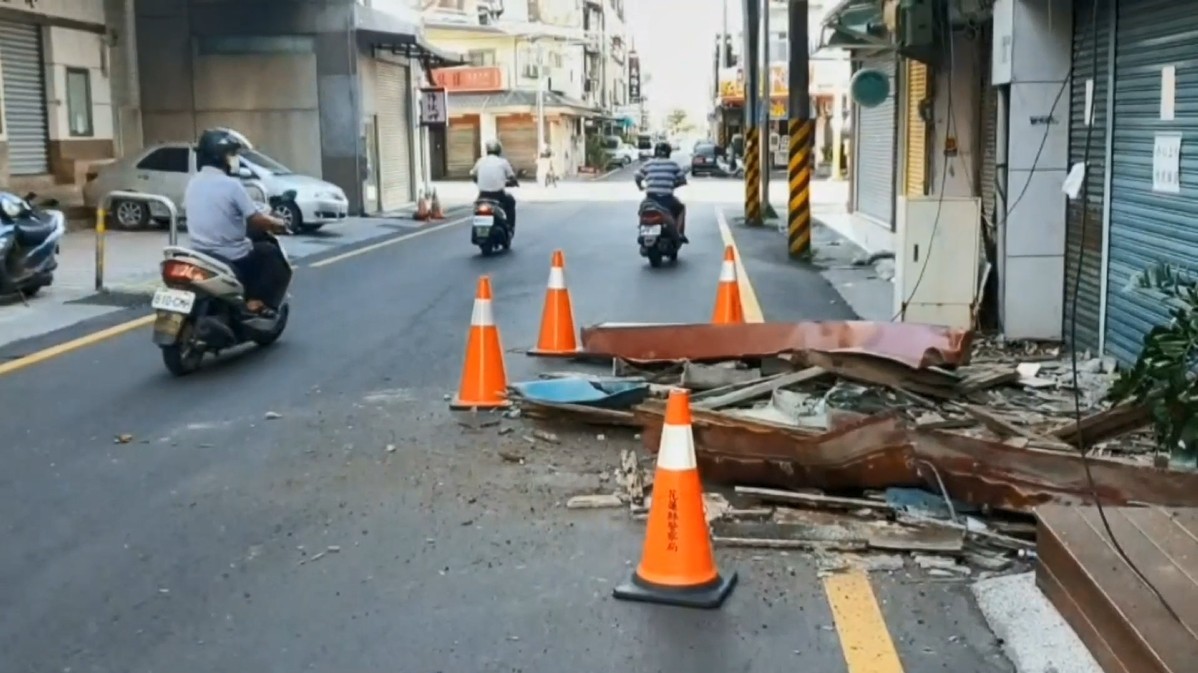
left=226, top=241, right=291, bottom=309
left=478, top=190, right=516, bottom=230
left=646, top=193, right=685, bottom=235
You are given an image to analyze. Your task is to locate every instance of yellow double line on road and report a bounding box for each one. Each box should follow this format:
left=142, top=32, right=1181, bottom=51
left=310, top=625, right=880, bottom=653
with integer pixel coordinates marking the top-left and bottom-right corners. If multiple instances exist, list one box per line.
left=0, top=216, right=472, bottom=377
left=716, top=207, right=904, bottom=673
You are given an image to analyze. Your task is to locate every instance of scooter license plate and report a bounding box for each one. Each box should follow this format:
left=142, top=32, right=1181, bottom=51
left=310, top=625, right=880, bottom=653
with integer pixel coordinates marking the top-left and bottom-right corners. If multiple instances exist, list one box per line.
left=639, top=225, right=662, bottom=237
left=151, top=287, right=196, bottom=314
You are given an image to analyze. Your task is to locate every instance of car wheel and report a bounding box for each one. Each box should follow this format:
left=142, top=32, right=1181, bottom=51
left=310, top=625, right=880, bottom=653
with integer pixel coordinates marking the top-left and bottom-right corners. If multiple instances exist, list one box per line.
left=112, top=199, right=150, bottom=229
left=273, top=201, right=304, bottom=232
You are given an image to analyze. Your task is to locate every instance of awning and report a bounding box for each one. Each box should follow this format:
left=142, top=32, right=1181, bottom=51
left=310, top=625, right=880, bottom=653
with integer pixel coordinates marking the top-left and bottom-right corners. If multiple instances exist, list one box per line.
left=819, top=0, right=892, bottom=51
left=354, top=4, right=465, bottom=67
left=446, top=90, right=597, bottom=116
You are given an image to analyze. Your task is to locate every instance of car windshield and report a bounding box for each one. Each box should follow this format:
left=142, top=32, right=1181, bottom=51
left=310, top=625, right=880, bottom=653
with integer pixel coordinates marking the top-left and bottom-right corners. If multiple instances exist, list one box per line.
left=694, top=143, right=716, bottom=157
left=241, top=150, right=293, bottom=175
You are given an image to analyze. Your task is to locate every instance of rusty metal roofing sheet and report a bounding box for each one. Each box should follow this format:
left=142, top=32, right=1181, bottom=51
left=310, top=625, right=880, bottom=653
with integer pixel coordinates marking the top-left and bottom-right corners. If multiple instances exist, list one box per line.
left=580, top=321, right=973, bottom=369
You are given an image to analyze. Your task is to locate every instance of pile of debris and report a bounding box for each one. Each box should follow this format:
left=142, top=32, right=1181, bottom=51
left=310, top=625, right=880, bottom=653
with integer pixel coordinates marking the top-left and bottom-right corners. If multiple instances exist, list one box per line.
left=506, top=321, right=1198, bottom=569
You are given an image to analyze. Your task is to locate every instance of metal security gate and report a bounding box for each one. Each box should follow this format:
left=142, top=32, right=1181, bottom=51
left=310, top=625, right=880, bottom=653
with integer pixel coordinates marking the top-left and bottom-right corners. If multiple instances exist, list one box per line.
left=376, top=60, right=414, bottom=212
left=447, top=118, right=478, bottom=178
left=0, top=21, right=50, bottom=175
left=1063, top=0, right=1112, bottom=354
left=852, top=53, right=897, bottom=226
left=1104, top=0, right=1197, bottom=363
left=903, top=59, right=928, bottom=196
left=979, top=26, right=998, bottom=234
left=497, top=115, right=537, bottom=177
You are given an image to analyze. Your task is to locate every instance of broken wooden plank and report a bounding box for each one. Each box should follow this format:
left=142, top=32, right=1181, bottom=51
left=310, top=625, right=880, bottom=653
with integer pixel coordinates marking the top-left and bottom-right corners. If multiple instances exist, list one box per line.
left=1050, top=404, right=1152, bottom=447
left=713, top=536, right=868, bottom=551
left=695, top=367, right=828, bottom=410
left=735, top=486, right=892, bottom=511
left=802, top=351, right=960, bottom=400
left=955, top=366, right=1021, bottom=393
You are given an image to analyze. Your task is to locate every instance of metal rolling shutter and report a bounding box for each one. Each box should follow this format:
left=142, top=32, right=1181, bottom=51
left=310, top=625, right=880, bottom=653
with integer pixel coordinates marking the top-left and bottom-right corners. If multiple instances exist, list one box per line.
left=376, top=61, right=414, bottom=212
left=904, top=59, right=928, bottom=196
left=852, top=53, right=897, bottom=225
left=1062, top=0, right=1111, bottom=354
left=447, top=119, right=478, bottom=178
left=1104, top=0, right=1198, bottom=363
left=979, top=26, right=997, bottom=231
left=497, top=115, right=537, bottom=177
left=0, top=21, right=50, bottom=175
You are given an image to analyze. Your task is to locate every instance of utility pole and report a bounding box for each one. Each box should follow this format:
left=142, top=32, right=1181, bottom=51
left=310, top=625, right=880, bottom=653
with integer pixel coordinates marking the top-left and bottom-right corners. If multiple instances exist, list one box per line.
left=760, top=0, right=777, bottom=221
left=786, top=0, right=812, bottom=257
left=742, top=0, right=762, bottom=226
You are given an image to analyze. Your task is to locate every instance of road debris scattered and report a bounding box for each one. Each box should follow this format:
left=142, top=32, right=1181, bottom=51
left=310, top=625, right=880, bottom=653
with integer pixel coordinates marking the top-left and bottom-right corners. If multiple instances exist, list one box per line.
left=456, top=321, right=1198, bottom=579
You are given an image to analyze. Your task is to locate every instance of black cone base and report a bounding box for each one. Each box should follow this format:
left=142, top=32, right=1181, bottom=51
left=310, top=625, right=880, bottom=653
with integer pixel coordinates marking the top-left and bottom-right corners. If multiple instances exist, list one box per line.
left=612, top=569, right=738, bottom=610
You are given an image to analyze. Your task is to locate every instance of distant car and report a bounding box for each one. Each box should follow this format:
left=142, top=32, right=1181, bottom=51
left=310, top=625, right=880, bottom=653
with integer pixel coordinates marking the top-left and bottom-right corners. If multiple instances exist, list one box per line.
left=636, top=134, right=654, bottom=159
left=690, top=142, right=719, bottom=176
left=82, top=142, right=349, bottom=232
left=605, top=143, right=638, bottom=166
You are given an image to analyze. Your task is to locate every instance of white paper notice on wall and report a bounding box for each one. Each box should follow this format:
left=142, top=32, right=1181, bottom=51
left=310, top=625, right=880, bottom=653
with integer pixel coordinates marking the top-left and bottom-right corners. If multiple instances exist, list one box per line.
left=1152, top=132, right=1182, bottom=193
left=1084, top=79, right=1094, bottom=126
left=1161, top=65, right=1177, bottom=121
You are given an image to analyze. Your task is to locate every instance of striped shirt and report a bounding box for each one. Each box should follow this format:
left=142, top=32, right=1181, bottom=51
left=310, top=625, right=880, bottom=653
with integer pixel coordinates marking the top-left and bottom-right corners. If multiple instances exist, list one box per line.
left=635, top=158, right=685, bottom=195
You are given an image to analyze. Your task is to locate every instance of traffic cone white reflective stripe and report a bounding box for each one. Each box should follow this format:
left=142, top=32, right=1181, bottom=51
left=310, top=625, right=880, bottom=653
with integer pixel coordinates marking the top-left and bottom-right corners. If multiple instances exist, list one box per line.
left=656, top=422, right=698, bottom=471
left=471, top=295, right=495, bottom=327
left=547, top=264, right=567, bottom=290
left=718, top=258, right=737, bottom=283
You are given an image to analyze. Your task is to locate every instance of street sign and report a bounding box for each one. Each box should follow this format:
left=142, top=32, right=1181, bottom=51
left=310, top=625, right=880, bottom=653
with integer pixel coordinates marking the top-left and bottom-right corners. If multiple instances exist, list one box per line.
left=420, top=87, right=448, bottom=126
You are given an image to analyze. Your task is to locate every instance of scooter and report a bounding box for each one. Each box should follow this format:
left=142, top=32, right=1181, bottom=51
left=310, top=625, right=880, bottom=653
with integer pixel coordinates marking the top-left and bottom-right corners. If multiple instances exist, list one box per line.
left=470, top=176, right=518, bottom=256
left=0, top=191, right=66, bottom=299
left=149, top=189, right=298, bottom=376
left=636, top=195, right=685, bottom=268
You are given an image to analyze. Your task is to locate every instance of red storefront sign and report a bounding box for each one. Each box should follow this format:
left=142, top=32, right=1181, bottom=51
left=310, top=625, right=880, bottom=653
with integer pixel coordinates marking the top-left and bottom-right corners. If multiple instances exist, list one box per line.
left=431, top=66, right=504, bottom=93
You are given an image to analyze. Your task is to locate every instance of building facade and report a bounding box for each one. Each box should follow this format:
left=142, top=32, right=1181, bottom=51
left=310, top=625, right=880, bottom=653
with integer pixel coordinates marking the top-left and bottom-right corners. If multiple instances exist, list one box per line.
left=821, top=0, right=1198, bottom=366
left=0, top=0, right=131, bottom=189
left=421, top=0, right=631, bottom=179
left=0, top=0, right=456, bottom=217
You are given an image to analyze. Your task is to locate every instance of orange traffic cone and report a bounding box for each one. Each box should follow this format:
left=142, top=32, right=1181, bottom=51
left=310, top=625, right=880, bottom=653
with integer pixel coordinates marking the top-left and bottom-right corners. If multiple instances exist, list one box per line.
left=415, top=192, right=430, bottom=221
left=450, top=276, right=510, bottom=410
left=429, top=190, right=445, bottom=220
left=711, top=245, right=744, bottom=324
left=613, top=389, right=737, bottom=609
left=528, top=250, right=579, bottom=357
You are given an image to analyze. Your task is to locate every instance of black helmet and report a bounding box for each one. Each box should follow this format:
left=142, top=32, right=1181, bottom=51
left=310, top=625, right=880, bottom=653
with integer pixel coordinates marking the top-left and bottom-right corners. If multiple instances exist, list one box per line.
left=196, top=127, right=252, bottom=174
left=485, top=139, right=503, bottom=156
left=653, top=141, right=672, bottom=158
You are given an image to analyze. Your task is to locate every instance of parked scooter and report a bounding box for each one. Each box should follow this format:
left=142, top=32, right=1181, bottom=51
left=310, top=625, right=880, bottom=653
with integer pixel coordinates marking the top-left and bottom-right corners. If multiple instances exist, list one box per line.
left=0, top=191, right=66, bottom=299
left=149, top=189, right=298, bottom=376
left=470, top=176, right=518, bottom=256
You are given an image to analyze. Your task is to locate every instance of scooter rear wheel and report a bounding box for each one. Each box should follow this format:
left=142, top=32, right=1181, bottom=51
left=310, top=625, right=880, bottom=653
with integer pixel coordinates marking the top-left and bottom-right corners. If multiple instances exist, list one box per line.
left=252, top=304, right=290, bottom=347
left=161, top=321, right=203, bottom=376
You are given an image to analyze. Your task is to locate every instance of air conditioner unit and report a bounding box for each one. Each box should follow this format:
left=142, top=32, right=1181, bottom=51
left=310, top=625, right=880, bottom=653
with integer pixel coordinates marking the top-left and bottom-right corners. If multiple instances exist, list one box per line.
left=892, top=196, right=982, bottom=329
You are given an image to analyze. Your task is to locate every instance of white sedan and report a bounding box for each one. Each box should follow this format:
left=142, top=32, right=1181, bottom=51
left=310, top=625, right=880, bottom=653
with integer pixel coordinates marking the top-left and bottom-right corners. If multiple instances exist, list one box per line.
left=82, top=142, right=349, bottom=232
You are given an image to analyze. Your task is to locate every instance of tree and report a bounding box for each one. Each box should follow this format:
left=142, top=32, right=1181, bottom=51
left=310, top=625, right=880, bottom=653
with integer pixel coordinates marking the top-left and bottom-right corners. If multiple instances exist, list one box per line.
left=665, top=108, right=694, bottom=135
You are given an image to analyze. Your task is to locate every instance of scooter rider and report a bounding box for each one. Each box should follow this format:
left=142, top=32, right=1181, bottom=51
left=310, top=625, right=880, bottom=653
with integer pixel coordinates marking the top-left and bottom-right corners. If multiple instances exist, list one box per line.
left=470, top=139, right=518, bottom=232
left=634, top=141, right=688, bottom=243
left=183, top=127, right=290, bottom=317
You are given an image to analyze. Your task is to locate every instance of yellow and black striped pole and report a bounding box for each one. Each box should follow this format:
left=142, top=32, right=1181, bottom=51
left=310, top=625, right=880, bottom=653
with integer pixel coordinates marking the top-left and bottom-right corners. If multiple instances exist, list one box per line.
left=744, top=127, right=761, bottom=225
left=787, top=0, right=812, bottom=258
left=787, top=118, right=813, bottom=256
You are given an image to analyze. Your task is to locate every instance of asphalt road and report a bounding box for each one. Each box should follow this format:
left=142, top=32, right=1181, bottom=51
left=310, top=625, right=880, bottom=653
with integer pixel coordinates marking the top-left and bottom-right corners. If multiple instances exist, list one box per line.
left=0, top=172, right=1011, bottom=673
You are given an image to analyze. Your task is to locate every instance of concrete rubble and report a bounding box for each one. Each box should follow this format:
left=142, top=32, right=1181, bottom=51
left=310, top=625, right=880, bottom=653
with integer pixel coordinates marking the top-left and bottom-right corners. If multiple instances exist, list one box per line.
left=496, top=321, right=1198, bottom=581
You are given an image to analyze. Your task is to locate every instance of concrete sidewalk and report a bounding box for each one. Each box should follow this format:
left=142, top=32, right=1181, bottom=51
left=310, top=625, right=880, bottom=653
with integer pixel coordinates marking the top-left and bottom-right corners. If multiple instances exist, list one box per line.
left=0, top=213, right=461, bottom=350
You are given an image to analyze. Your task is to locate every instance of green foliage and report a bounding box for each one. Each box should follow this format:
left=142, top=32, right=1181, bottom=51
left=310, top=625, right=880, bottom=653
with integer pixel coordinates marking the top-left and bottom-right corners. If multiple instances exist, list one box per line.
left=665, top=108, right=694, bottom=135
left=1106, top=263, right=1198, bottom=461
left=584, top=133, right=606, bottom=169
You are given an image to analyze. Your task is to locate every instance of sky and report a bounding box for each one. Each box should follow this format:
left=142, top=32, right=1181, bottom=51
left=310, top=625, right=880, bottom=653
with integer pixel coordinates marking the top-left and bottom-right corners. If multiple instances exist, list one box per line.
left=629, top=0, right=726, bottom=129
